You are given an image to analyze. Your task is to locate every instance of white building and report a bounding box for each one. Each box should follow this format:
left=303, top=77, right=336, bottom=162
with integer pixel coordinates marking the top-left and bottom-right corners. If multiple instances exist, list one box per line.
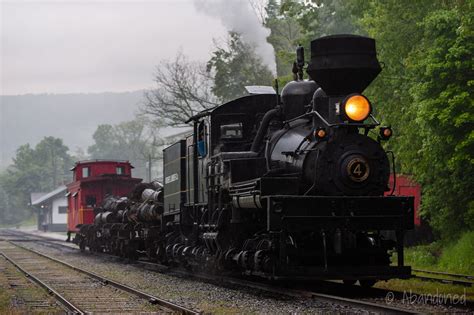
left=31, top=185, right=68, bottom=232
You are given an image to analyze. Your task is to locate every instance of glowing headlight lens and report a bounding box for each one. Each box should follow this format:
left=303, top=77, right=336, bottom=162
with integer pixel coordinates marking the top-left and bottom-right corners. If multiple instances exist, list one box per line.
left=344, top=95, right=371, bottom=122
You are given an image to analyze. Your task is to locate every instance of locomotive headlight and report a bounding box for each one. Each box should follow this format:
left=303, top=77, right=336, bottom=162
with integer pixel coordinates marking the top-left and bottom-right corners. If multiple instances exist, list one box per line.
left=343, top=94, right=371, bottom=122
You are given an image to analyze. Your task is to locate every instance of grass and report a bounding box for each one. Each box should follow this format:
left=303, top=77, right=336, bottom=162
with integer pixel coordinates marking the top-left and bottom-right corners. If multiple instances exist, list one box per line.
left=404, top=231, right=474, bottom=275
left=375, top=278, right=473, bottom=302
left=378, top=231, right=474, bottom=302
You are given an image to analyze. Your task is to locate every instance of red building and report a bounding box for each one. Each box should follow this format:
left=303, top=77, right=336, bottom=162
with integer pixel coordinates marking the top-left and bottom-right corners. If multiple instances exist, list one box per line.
left=66, top=160, right=141, bottom=234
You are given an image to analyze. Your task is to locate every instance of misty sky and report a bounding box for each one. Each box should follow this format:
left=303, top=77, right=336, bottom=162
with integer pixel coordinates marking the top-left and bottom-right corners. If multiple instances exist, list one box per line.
left=0, top=0, right=228, bottom=95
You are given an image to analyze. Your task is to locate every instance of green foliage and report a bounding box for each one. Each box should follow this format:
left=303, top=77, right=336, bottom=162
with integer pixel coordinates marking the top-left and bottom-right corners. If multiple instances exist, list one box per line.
left=207, top=32, right=274, bottom=102
left=0, top=137, right=73, bottom=225
left=360, top=1, right=473, bottom=238
left=405, top=243, right=441, bottom=268
left=438, top=231, right=474, bottom=274
left=406, top=5, right=474, bottom=238
left=405, top=231, right=474, bottom=275
left=88, top=117, right=162, bottom=180
left=265, top=0, right=302, bottom=76
left=264, top=0, right=369, bottom=79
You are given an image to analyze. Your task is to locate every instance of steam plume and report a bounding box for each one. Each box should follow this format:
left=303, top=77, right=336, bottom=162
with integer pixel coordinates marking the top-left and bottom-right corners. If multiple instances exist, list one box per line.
left=194, top=0, right=277, bottom=76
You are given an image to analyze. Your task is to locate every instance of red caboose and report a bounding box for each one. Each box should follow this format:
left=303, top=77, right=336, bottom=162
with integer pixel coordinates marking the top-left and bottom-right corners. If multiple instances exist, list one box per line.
left=66, top=160, right=141, bottom=235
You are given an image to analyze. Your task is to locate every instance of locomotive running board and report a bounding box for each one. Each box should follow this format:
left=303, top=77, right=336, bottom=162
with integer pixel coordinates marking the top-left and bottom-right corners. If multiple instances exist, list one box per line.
left=263, top=195, right=414, bottom=231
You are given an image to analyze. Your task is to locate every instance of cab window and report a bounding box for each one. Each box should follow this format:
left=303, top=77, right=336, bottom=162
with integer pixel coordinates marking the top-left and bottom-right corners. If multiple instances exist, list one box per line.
left=220, top=123, right=243, bottom=139
left=197, top=121, right=207, bottom=157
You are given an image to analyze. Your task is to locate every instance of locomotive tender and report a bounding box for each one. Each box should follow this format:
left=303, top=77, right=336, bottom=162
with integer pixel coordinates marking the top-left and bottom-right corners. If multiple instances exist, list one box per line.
left=74, top=35, right=414, bottom=286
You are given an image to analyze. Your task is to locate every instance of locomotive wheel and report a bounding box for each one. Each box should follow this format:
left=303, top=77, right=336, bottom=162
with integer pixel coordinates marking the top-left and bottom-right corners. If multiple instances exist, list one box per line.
left=79, top=239, right=86, bottom=252
left=359, top=279, right=376, bottom=288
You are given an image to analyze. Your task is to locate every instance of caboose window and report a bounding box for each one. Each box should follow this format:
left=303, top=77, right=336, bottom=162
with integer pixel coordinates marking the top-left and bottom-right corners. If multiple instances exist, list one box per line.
left=116, top=166, right=125, bottom=175
left=82, top=167, right=90, bottom=178
left=85, top=195, right=96, bottom=207
left=220, top=123, right=243, bottom=139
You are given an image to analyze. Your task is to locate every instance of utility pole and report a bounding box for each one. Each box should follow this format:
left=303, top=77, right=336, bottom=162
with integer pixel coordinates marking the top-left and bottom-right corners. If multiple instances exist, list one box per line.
left=148, top=154, right=152, bottom=182
left=50, top=144, right=57, bottom=187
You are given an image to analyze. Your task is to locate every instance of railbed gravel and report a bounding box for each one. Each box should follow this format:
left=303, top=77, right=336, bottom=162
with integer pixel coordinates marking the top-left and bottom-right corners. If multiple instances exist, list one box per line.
left=17, top=241, right=369, bottom=314
left=15, top=238, right=473, bottom=314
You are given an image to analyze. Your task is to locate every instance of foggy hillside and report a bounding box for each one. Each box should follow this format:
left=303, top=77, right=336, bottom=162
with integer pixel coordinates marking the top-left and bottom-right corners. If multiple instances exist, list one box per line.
left=0, top=90, right=144, bottom=167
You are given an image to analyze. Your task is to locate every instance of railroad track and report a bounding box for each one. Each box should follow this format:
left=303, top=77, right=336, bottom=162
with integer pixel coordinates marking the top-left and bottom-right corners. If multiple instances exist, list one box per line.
left=412, top=268, right=474, bottom=287
left=4, top=230, right=473, bottom=312
left=137, top=260, right=420, bottom=314
left=0, top=240, right=199, bottom=314
left=1, top=230, right=415, bottom=313
left=0, top=254, right=65, bottom=313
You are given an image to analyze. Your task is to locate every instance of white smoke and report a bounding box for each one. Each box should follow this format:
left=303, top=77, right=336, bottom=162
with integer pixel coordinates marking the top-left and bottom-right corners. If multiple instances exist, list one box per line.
left=194, top=0, right=277, bottom=76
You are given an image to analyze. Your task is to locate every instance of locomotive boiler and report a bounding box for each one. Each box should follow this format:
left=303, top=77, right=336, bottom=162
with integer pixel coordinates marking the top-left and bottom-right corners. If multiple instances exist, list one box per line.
left=74, top=35, right=414, bottom=286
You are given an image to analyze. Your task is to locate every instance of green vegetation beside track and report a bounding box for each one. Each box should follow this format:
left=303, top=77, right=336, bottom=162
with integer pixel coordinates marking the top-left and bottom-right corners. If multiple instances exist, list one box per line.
left=406, top=232, right=474, bottom=275
left=378, top=231, right=474, bottom=302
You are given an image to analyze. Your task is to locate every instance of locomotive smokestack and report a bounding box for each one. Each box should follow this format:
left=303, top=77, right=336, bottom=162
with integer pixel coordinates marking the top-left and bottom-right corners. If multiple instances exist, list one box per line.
left=306, top=35, right=381, bottom=95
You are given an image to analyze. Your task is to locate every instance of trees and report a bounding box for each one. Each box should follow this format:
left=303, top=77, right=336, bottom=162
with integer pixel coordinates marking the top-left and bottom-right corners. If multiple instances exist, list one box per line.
left=265, top=0, right=302, bottom=77
left=143, top=52, right=219, bottom=126
left=207, top=32, right=274, bottom=102
left=405, top=4, right=474, bottom=237
left=349, top=0, right=473, bottom=238
left=144, top=32, right=276, bottom=125
left=0, top=137, right=73, bottom=224
left=88, top=117, right=162, bottom=180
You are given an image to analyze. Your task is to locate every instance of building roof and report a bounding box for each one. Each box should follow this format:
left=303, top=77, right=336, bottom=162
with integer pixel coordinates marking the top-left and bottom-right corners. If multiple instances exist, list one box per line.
left=31, top=185, right=67, bottom=206
left=30, top=192, right=47, bottom=204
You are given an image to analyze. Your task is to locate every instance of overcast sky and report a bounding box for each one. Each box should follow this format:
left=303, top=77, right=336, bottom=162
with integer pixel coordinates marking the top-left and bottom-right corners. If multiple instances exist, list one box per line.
left=0, top=0, right=228, bottom=95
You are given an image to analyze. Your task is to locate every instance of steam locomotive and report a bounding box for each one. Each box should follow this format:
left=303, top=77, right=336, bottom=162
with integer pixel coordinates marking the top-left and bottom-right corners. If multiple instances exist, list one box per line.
left=74, top=35, right=414, bottom=287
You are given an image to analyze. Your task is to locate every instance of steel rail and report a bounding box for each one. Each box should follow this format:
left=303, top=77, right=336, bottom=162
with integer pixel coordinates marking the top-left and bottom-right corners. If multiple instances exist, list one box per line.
left=0, top=232, right=424, bottom=313
left=411, top=274, right=473, bottom=287
left=413, top=268, right=474, bottom=280
left=133, top=260, right=419, bottom=315
left=8, top=231, right=472, bottom=312
left=0, top=251, right=84, bottom=314
left=211, top=274, right=419, bottom=315
left=8, top=241, right=200, bottom=315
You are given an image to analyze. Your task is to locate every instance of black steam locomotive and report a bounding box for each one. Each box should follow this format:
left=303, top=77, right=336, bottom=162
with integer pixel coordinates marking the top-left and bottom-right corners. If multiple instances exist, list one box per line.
left=75, top=35, right=414, bottom=287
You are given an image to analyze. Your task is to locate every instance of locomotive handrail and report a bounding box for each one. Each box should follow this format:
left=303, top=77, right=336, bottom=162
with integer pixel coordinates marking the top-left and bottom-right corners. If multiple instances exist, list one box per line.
left=283, top=110, right=380, bottom=128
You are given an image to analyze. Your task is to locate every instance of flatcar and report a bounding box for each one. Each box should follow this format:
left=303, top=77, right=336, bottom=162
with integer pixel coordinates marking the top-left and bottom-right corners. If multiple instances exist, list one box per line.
left=66, top=160, right=141, bottom=240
